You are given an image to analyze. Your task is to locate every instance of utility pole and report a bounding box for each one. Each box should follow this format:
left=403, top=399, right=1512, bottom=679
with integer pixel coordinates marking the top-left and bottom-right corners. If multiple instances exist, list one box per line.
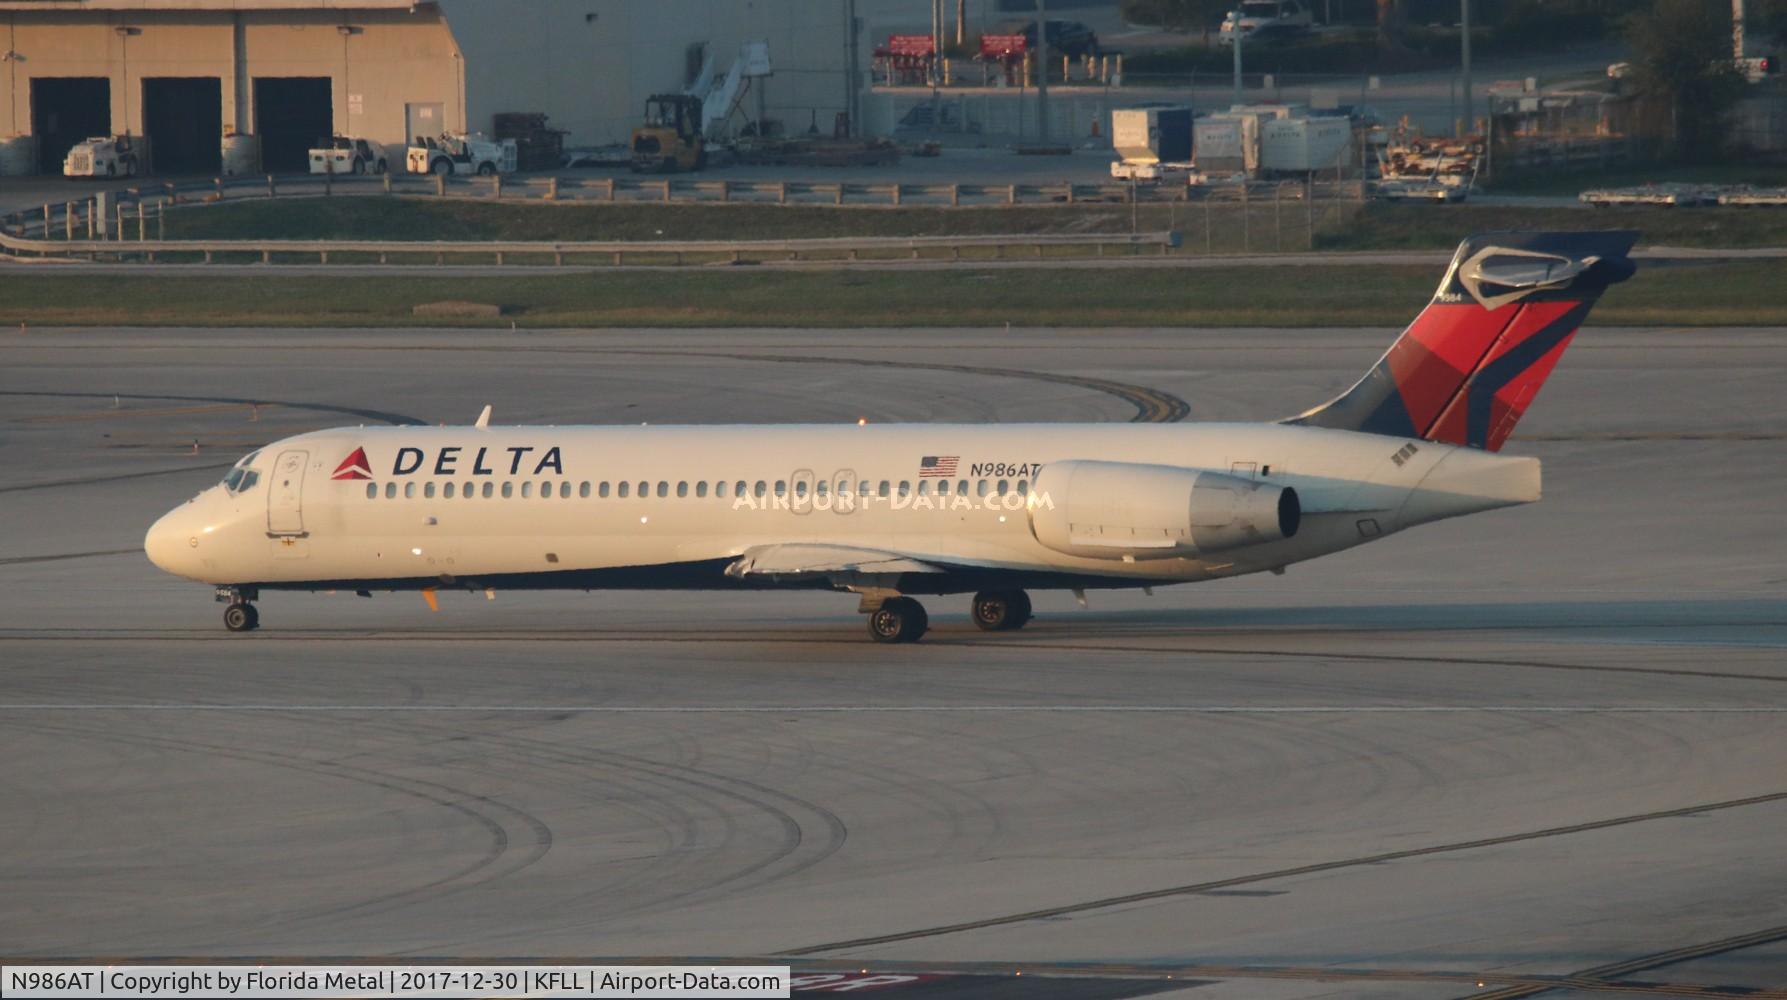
left=1460, top=0, right=1473, bottom=133
left=1037, top=0, right=1050, bottom=142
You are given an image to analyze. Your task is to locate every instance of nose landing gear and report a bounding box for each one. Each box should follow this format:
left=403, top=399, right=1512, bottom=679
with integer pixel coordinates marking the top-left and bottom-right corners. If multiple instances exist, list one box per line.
left=217, top=587, right=260, bottom=632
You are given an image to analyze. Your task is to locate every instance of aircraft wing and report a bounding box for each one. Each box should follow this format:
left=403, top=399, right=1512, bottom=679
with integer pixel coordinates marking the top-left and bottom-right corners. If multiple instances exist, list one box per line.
left=725, top=543, right=948, bottom=580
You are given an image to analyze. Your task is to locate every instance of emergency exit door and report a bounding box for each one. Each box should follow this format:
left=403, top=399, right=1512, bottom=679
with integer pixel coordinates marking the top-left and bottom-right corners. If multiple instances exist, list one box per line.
left=267, top=449, right=308, bottom=535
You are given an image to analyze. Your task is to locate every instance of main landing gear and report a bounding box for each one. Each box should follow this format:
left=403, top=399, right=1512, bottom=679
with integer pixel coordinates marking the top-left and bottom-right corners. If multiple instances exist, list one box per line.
left=864, top=589, right=1034, bottom=643
left=867, top=596, right=928, bottom=643
left=217, top=587, right=260, bottom=632
left=971, top=589, right=1032, bottom=631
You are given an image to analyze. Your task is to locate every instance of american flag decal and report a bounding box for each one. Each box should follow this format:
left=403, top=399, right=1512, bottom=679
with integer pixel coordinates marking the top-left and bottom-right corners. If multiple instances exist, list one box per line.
left=919, top=455, right=959, bottom=477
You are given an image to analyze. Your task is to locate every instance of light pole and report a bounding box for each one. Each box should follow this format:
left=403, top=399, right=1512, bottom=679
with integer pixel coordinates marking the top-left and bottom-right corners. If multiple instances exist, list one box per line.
left=1231, top=12, right=1244, bottom=105
left=1460, top=0, right=1472, bottom=133
left=1037, top=0, right=1050, bottom=143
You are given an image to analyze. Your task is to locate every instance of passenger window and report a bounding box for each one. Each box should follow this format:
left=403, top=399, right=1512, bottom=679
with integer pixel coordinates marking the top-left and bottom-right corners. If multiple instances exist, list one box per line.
left=816, top=480, right=828, bottom=496
left=774, top=480, right=787, bottom=497
left=560, top=482, right=571, bottom=498
left=599, top=481, right=611, bottom=498
left=977, top=480, right=989, bottom=497
left=877, top=480, right=889, bottom=497
left=618, top=481, right=630, bottom=498
left=482, top=482, right=493, bottom=498
left=677, top=481, right=688, bottom=498
left=1017, top=479, right=1028, bottom=495
left=463, top=481, right=473, bottom=497
left=657, top=481, right=669, bottom=498
left=795, top=480, right=808, bottom=498
left=366, top=483, right=377, bottom=499
left=937, top=481, right=950, bottom=496
left=917, top=481, right=930, bottom=496
left=859, top=480, right=870, bottom=496
left=637, top=481, right=648, bottom=497
left=957, top=479, right=968, bottom=495
left=405, top=482, right=417, bottom=499
left=696, top=481, right=709, bottom=498
left=541, top=481, right=552, bottom=498
left=386, top=483, right=397, bottom=499
left=444, top=482, right=455, bottom=498
left=898, top=480, right=910, bottom=497
left=997, top=479, right=1009, bottom=494
left=502, top=482, right=514, bottom=498
left=425, top=482, right=436, bottom=498
left=753, top=480, right=767, bottom=498
left=579, top=481, right=590, bottom=498
left=735, top=480, right=748, bottom=497
left=521, top=482, right=533, bottom=498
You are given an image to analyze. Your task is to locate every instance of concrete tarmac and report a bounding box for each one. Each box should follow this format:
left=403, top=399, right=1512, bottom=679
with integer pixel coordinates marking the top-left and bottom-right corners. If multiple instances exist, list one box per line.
left=2, top=325, right=1784, bottom=999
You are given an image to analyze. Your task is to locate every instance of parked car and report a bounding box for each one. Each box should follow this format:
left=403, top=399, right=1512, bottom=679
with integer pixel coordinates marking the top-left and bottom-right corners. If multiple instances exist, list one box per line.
left=1003, top=19, right=1102, bottom=58
left=63, top=136, right=141, bottom=178
left=308, top=136, right=388, bottom=175
left=1219, top=0, right=1315, bottom=45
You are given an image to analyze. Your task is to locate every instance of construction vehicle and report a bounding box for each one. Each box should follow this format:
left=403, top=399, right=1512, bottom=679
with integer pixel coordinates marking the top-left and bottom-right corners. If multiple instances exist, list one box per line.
left=629, top=42, right=772, bottom=173
left=630, top=94, right=706, bottom=173
left=63, top=135, right=142, bottom=178
left=405, top=132, right=517, bottom=176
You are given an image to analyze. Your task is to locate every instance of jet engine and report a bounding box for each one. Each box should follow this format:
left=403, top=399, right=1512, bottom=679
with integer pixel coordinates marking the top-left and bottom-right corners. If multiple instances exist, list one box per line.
left=1028, top=460, right=1299, bottom=560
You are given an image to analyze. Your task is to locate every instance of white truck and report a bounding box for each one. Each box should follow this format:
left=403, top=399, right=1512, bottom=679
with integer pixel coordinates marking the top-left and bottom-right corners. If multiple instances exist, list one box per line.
left=63, top=136, right=143, bottom=178
left=308, top=136, right=389, bottom=175
left=406, top=132, right=518, bottom=176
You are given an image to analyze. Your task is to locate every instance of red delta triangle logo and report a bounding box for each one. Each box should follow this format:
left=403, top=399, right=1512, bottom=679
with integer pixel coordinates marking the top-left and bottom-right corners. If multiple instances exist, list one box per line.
left=331, top=447, right=373, bottom=481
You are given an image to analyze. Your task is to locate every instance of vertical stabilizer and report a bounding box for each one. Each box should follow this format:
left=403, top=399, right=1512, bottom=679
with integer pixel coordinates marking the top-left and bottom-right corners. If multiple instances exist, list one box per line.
left=1289, top=231, right=1638, bottom=451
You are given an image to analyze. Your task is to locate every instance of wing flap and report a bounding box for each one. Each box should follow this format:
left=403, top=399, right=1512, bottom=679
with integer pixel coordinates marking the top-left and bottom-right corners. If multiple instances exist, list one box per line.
left=725, top=543, right=946, bottom=579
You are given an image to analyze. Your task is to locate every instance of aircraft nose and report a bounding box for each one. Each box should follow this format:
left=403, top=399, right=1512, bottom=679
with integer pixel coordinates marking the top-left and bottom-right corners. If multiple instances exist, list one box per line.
left=145, top=504, right=204, bottom=580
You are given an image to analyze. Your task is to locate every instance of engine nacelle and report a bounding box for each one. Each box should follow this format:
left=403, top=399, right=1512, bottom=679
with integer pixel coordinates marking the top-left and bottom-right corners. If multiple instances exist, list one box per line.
left=1028, top=460, right=1300, bottom=560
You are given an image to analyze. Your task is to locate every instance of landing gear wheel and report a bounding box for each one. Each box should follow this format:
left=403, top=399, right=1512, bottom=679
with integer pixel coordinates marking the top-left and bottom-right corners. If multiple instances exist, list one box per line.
left=223, top=603, right=257, bottom=632
left=867, top=597, right=929, bottom=643
left=972, top=589, right=1032, bottom=631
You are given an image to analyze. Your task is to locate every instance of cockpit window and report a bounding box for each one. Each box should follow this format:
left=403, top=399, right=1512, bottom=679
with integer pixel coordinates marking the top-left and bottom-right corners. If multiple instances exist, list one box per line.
left=222, top=451, right=263, bottom=493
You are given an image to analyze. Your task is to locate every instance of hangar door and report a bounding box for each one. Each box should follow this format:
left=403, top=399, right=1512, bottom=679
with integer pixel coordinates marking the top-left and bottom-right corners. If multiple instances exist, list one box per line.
left=144, top=78, right=222, bottom=174
left=253, top=77, right=332, bottom=173
left=30, top=77, right=111, bottom=174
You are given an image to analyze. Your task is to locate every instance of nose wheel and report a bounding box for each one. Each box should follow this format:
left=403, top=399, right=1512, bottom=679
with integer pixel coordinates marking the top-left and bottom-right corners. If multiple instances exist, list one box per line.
left=223, top=603, right=260, bottom=632
left=867, top=597, right=928, bottom=643
left=971, top=589, right=1032, bottom=631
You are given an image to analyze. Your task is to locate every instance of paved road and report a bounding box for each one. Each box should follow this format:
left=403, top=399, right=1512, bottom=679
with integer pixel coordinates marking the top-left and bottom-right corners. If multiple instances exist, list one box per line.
left=2, top=325, right=1783, bottom=998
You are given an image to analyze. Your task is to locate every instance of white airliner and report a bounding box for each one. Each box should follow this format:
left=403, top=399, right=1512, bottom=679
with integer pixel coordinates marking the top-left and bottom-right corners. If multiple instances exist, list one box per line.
left=146, top=231, right=1637, bottom=642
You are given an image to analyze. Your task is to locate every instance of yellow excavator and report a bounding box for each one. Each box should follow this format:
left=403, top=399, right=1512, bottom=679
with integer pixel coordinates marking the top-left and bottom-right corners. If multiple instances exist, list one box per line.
left=630, top=94, right=705, bottom=172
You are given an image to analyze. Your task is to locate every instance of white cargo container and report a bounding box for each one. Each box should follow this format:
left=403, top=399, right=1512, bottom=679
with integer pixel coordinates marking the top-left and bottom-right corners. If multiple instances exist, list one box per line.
left=1193, top=115, right=1260, bottom=174
left=1110, top=105, right=1196, bottom=181
left=1260, top=117, right=1353, bottom=173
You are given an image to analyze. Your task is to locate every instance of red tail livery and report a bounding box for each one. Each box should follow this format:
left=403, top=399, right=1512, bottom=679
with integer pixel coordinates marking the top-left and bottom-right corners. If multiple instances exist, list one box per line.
left=1291, top=231, right=1638, bottom=450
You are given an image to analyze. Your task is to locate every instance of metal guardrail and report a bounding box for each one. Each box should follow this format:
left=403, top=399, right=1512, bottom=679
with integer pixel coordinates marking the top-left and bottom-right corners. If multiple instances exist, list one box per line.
left=0, top=226, right=1183, bottom=266
left=0, top=170, right=1362, bottom=263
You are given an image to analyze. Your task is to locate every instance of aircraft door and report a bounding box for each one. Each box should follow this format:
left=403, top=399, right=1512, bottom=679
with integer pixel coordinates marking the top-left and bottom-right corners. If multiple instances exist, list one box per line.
left=267, top=449, right=308, bottom=535
left=790, top=468, right=815, bottom=515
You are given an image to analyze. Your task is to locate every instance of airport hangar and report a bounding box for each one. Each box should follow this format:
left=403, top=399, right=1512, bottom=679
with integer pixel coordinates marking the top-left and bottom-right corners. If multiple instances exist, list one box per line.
left=0, top=0, right=856, bottom=175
